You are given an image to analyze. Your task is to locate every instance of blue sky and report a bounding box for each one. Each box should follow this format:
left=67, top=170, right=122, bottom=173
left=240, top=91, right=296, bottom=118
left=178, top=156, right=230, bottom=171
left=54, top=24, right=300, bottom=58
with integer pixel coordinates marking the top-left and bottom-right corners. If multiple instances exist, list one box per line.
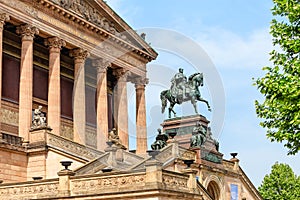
left=106, top=0, right=300, bottom=187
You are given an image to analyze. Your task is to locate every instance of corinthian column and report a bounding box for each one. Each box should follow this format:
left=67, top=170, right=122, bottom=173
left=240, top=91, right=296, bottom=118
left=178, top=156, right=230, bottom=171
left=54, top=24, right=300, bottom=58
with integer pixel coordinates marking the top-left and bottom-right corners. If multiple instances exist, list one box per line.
left=114, top=69, right=129, bottom=149
left=16, top=24, right=39, bottom=143
left=93, top=59, right=111, bottom=151
left=134, top=76, right=148, bottom=154
left=0, top=13, right=9, bottom=135
left=70, top=48, right=89, bottom=144
left=44, top=37, right=66, bottom=135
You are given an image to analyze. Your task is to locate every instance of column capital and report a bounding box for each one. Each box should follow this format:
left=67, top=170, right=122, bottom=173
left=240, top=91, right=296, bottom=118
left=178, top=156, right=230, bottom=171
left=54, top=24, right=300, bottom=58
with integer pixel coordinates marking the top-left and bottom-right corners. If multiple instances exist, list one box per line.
left=133, top=76, right=149, bottom=88
left=16, top=24, right=39, bottom=41
left=0, top=13, right=10, bottom=28
left=44, top=37, right=66, bottom=52
left=113, top=68, right=130, bottom=82
left=69, top=48, right=89, bottom=62
left=92, top=58, right=111, bottom=74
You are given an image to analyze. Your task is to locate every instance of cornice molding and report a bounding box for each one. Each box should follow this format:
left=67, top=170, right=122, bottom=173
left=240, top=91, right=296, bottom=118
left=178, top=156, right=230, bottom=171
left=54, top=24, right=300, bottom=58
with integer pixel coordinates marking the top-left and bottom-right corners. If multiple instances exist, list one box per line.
left=35, top=0, right=155, bottom=61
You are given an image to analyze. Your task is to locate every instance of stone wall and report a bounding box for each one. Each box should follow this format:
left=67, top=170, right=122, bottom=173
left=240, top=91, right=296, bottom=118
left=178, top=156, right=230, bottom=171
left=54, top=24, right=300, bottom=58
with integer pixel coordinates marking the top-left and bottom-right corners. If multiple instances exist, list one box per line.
left=0, top=145, right=27, bottom=183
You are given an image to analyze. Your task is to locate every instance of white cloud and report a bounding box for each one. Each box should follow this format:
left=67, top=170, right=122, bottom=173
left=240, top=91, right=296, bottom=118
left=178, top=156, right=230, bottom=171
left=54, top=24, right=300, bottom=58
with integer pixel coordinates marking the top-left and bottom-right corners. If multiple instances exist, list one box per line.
left=196, top=27, right=273, bottom=69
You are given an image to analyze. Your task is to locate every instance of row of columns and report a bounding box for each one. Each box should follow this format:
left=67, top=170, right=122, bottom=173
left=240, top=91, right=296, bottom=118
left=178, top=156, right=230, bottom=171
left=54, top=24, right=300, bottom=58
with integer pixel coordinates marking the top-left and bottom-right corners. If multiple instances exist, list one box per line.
left=0, top=15, right=148, bottom=153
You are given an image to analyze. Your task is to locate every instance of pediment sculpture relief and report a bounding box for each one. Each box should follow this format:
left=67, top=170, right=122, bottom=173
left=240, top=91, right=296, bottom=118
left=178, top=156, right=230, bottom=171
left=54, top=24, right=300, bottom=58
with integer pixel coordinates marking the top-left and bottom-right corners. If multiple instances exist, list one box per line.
left=49, top=0, right=129, bottom=41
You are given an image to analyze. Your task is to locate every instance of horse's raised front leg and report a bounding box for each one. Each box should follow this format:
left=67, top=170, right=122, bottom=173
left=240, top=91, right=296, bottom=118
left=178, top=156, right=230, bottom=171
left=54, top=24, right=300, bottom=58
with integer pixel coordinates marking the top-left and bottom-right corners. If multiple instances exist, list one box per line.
left=198, top=97, right=211, bottom=112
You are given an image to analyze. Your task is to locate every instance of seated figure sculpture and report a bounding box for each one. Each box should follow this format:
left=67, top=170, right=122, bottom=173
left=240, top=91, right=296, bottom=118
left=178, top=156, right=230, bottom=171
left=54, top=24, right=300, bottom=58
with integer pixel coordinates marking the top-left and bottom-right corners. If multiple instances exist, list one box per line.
left=108, top=128, right=126, bottom=149
left=190, top=121, right=207, bottom=148
left=31, top=105, right=47, bottom=129
left=151, top=128, right=168, bottom=150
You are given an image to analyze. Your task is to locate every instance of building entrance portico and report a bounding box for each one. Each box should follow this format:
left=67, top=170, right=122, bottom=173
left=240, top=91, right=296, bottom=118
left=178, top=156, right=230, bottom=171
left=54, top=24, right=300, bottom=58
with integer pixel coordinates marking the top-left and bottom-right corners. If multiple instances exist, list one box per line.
left=0, top=0, right=157, bottom=154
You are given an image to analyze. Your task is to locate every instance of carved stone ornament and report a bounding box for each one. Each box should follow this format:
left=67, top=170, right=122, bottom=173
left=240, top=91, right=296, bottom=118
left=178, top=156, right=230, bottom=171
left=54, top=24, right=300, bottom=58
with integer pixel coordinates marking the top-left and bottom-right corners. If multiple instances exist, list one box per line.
left=113, top=68, right=130, bottom=82
left=16, top=24, right=39, bottom=41
left=48, top=0, right=129, bottom=42
left=70, top=48, right=89, bottom=60
left=31, top=105, right=50, bottom=130
left=44, top=36, right=66, bottom=49
left=133, top=76, right=149, bottom=88
left=0, top=13, right=10, bottom=28
left=92, top=58, right=111, bottom=74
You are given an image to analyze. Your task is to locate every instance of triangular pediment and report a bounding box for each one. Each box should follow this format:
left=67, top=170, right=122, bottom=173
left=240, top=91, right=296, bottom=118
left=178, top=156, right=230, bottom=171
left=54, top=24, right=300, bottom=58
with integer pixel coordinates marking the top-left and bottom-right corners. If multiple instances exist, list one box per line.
left=47, top=0, right=157, bottom=59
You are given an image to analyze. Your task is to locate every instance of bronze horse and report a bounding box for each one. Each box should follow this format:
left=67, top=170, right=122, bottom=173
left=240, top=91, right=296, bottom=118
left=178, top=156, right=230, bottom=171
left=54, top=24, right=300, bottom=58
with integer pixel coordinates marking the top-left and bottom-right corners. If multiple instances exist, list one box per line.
left=160, top=72, right=211, bottom=118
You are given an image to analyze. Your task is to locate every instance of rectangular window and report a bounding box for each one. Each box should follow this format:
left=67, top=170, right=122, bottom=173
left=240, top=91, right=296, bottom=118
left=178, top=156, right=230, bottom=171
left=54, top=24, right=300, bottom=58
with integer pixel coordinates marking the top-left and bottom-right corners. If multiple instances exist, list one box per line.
left=230, top=184, right=238, bottom=200
left=85, top=85, right=96, bottom=126
left=33, top=66, right=48, bottom=101
left=2, top=54, right=20, bottom=103
left=61, top=76, right=73, bottom=119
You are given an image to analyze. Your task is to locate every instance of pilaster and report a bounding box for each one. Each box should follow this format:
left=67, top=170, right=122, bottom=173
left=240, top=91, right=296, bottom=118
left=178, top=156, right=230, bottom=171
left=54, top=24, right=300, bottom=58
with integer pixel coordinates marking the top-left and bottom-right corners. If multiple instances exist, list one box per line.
left=70, top=48, right=89, bottom=144
left=44, top=37, right=66, bottom=136
left=113, top=69, right=129, bottom=149
left=0, top=13, right=9, bottom=139
left=133, top=76, right=148, bottom=154
left=93, top=58, right=111, bottom=151
left=16, top=24, right=39, bottom=143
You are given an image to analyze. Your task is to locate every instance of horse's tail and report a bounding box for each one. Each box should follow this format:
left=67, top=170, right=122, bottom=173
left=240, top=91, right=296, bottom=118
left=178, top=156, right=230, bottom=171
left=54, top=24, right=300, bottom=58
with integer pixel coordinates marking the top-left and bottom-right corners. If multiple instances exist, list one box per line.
left=160, top=90, right=168, bottom=113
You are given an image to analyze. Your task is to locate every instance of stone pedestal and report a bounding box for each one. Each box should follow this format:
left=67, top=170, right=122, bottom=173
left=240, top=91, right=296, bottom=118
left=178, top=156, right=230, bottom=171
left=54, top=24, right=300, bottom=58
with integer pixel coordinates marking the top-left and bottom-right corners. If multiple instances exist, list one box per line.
left=57, top=169, right=75, bottom=196
left=161, top=114, right=209, bottom=149
left=161, top=115, right=223, bottom=164
left=29, top=127, right=52, bottom=144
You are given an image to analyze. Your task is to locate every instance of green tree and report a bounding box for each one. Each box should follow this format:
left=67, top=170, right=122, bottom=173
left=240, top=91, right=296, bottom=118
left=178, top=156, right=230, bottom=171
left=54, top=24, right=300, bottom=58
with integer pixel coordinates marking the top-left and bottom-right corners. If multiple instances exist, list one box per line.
left=258, top=162, right=300, bottom=200
left=255, top=0, right=300, bottom=155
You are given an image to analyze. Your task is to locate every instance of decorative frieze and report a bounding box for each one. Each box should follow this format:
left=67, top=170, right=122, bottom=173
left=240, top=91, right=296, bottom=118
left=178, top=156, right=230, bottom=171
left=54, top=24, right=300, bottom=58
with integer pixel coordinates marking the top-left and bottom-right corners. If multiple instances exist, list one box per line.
left=179, top=148, right=196, bottom=160
left=86, top=125, right=97, bottom=149
left=0, top=182, right=58, bottom=199
left=71, top=173, right=146, bottom=195
left=162, top=173, right=189, bottom=191
left=47, top=133, right=102, bottom=160
left=155, top=145, right=173, bottom=162
left=60, top=122, right=73, bottom=140
left=1, top=107, right=18, bottom=126
left=16, top=24, right=39, bottom=41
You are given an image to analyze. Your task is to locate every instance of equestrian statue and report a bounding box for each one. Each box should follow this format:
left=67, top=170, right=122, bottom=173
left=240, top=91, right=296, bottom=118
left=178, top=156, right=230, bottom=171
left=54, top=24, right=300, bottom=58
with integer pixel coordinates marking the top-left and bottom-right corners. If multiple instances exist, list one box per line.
left=160, top=68, right=211, bottom=118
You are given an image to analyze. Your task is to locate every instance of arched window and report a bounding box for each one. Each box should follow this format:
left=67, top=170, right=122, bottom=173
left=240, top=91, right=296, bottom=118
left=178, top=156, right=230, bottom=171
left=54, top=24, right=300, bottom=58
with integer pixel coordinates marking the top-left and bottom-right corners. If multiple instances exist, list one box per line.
left=207, top=181, right=220, bottom=200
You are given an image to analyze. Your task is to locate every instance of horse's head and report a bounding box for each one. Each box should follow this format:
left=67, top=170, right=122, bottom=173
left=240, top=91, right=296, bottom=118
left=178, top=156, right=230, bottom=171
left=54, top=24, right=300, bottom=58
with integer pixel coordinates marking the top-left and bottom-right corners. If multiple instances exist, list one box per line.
left=188, top=72, right=203, bottom=88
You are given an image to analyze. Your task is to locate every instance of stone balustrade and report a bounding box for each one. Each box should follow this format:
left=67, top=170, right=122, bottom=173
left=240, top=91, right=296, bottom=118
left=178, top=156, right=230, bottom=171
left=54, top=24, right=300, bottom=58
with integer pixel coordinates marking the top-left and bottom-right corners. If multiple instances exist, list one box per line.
left=0, top=179, right=59, bottom=200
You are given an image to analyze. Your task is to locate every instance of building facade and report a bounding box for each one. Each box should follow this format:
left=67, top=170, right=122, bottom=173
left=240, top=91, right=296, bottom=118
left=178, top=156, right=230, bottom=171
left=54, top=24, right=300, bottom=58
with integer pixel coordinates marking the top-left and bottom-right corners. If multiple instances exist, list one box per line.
left=0, top=1, right=262, bottom=199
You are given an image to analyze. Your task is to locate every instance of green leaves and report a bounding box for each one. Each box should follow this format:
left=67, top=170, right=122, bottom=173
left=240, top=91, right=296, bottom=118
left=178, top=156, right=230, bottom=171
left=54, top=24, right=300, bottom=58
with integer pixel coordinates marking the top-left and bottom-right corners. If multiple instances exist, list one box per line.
left=255, top=0, right=300, bottom=155
left=258, top=163, right=300, bottom=199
